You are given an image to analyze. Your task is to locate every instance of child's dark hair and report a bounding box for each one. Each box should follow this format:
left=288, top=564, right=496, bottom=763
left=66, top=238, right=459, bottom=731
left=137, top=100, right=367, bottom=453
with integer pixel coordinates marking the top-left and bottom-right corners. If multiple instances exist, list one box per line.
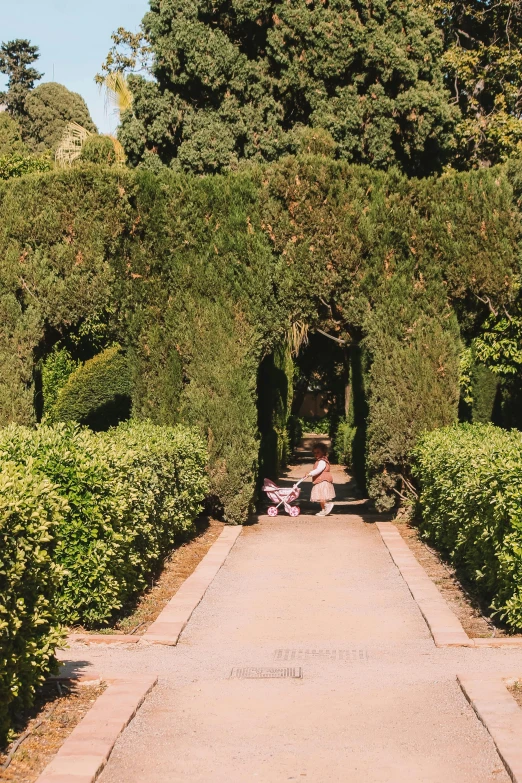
left=314, top=442, right=328, bottom=457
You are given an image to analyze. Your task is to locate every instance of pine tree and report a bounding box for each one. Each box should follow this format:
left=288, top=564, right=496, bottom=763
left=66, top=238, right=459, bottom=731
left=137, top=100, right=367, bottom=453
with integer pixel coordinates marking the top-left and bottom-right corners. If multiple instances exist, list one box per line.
left=0, top=39, right=42, bottom=119
left=108, top=0, right=457, bottom=175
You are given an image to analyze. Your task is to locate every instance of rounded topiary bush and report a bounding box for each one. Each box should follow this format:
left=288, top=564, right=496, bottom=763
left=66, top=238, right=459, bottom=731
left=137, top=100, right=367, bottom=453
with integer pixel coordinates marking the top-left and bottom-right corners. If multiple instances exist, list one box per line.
left=80, top=135, right=117, bottom=166
left=51, top=345, right=131, bottom=430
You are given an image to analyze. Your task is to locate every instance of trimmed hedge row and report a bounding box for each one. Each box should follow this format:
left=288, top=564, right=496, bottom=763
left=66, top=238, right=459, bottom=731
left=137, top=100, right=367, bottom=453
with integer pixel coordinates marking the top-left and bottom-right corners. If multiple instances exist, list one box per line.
left=0, top=421, right=208, bottom=743
left=0, top=463, right=65, bottom=745
left=413, top=424, right=522, bottom=631
left=0, top=421, right=208, bottom=626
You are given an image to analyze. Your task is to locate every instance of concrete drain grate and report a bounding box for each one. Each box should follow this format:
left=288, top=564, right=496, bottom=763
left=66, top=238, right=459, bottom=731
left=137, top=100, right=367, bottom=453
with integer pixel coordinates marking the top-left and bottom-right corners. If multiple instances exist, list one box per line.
left=274, top=649, right=369, bottom=662
left=230, top=667, right=303, bottom=679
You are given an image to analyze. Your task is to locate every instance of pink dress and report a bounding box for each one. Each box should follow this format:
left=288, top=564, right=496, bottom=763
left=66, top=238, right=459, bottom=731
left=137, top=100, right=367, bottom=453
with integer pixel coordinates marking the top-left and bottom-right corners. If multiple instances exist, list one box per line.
left=310, top=458, right=336, bottom=502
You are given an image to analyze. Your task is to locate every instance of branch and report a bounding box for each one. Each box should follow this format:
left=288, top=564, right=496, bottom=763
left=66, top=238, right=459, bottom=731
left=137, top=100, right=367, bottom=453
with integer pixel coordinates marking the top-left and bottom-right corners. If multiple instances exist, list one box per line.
left=475, top=294, right=498, bottom=317
left=399, top=473, right=419, bottom=500
left=314, top=328, right=347, bottom=345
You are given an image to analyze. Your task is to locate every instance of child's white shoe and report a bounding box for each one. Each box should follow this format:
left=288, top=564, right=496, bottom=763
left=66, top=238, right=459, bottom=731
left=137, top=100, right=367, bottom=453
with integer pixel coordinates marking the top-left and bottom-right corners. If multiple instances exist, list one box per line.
left=316, top=510, right=326, bottom=516
left=323, top=503, right=334, bottom=516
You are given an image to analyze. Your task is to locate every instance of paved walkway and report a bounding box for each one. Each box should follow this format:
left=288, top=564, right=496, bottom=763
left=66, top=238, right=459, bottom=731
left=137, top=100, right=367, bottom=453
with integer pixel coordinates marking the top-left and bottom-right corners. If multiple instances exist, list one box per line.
left=66, top=464, right=522, bottom=782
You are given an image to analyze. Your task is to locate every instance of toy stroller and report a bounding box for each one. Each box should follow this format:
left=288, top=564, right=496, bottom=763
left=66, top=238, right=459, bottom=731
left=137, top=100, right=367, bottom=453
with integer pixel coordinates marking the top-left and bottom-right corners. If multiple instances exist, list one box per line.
left=262, top=477, right=306, bottom=517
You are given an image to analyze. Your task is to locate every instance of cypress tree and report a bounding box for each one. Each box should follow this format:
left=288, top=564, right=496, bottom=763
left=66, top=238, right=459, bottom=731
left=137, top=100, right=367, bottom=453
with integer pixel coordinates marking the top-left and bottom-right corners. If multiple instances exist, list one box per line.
left=116, top=0, right=457, bottom=175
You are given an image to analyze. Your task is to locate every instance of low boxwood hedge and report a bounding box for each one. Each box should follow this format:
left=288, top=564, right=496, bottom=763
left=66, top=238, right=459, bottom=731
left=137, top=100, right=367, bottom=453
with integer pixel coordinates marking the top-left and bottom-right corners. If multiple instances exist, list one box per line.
left=0, top=421, right=208, bottom=627
left=0, top=419, right=208, bottom=742
left=413, top=423, right=522, bottom=631
left=0, top=462, right=65, bottom=745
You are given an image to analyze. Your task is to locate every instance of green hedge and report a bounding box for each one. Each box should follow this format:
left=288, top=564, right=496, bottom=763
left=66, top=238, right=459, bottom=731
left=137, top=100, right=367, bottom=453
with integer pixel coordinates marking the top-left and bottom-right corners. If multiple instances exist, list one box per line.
left=0, top=421, right=208, bottom=626
left=0, top=160, right=520, bottom=517
left=51, top=346, right=132, bottom=430
left=0, top=462, right=65, bottom=745
left=414, top=424, right=522, bottom=631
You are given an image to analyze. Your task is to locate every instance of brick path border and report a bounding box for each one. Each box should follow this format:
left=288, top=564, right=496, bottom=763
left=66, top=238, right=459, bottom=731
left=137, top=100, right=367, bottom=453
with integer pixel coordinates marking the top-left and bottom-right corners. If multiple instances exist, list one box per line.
left=377, top=522, right=470, bottom=646
left=34, top=675, right=157, bottom=783
left=377, top=522, right=522, bottom=648
left=458, top=674, right=522, bottom=782
left=141, top=525, right=242, bottom=646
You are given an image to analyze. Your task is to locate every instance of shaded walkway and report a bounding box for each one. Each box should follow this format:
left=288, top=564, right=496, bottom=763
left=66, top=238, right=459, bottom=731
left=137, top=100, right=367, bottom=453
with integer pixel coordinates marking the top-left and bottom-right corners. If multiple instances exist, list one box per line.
left=70, top=465, right=522, bottom=781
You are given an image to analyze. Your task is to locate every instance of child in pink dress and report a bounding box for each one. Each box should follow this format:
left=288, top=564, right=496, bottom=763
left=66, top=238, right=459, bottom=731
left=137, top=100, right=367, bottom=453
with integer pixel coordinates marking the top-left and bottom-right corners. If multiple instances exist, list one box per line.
left=307, top=443, right=335, bottom=516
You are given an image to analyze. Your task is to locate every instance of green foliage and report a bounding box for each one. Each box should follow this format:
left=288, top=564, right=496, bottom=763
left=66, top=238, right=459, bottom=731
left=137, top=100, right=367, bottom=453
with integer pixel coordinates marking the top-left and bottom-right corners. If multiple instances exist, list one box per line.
left=0, top=113, right=27, bottom=156
left=51, top=346, right=131, bottom=430
left=0, top=461, right=65, bottom=745
left=469, top=362, right=499, bottom=424
left=333, top=417, right=357, bottom=468
left=0, top=421, right=208, bottom=626
left=0, top=39, right=42, bottom=119
left=258, top=344, right=294, bottom=481
left=365, top=314, right=461, bottom=511
left=23, top=82, right=96, bottom=152
left=429, top=0, right=522, bottom=166
left=115, top=0, right=456, bottom=176
left=414, top=424, right=522, bottom=631
left=0, top=166, right=137, bottom=426
left=41, top=346, right=78, bottom=416
left=298, top=416, right=332, bottom=436
left=286, top=415, right=303, bottom=454
left=0, top=158, right=520, bottom=516
left=0, top=151, right=52, bottom=180
left=474, top=302, right=522, bottom=378
left=80, top=135, right=117, bottom=166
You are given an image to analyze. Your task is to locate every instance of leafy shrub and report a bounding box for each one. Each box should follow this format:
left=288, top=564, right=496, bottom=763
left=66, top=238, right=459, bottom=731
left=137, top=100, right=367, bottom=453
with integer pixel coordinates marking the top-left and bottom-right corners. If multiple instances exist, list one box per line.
left=286, top=415, right=303, bottom=453
left=51, top=346, right=131, bottom=431
left=257, top=345, right=294, bottom=481
left=0, top=152, right=52, bottom=179
left=0, top=461, right=65, bottom=744
left=298, top=416, right=332, bottom=436
left=0, top=421, right=208, bottom=626
left=333, top=417, right=357, bottom=468
left=413, top=423, right=522, bottom=631
left=41, top=346, right=78, bottom=416
left=80, top=135, right=117, bottom=166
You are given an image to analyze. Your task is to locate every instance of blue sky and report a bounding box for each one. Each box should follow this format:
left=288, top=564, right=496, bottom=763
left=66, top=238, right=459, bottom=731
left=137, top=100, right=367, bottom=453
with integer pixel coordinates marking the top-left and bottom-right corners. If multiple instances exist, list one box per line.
left=1, top=0, right=149, bottom=134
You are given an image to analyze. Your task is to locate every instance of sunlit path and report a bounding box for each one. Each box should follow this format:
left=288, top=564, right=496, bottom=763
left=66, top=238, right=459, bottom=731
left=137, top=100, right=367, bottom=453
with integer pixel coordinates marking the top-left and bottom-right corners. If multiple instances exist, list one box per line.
left=67, top=465, right=519, bottom=783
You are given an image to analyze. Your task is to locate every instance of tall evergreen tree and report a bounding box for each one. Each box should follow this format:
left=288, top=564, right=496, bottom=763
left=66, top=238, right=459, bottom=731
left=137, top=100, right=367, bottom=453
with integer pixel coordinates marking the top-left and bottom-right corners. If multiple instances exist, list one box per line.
left=0, top=39, right=42, bottom=119
left=108, top=0, right=457, bottom=175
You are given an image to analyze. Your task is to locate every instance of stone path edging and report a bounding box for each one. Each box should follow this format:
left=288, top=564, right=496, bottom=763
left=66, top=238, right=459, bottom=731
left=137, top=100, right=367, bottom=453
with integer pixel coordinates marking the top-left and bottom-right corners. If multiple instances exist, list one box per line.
left=67, top=635, right=139, bottom=646
left=376, top=522, right=471, bottom=646
left=140, top=525, right=242, bottom=646
left=377, top=522, right=522, bottom=648
left=34, top=675, right=157, bottom=783
left=458, top=674, right=522, bottom=783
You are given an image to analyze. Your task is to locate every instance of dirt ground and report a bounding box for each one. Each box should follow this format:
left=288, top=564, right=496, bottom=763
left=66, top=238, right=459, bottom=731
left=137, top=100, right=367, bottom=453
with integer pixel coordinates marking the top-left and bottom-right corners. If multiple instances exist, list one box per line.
left=393, top=517, right=514, bottom=638
left=0, top=681, right=105, bottom=783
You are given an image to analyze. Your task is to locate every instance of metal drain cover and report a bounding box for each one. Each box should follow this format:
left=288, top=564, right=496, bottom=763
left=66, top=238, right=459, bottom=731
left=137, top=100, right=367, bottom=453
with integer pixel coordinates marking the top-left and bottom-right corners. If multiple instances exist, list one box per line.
left=230, top=667, right=303, bottom=679
left=274, top=649, right=369, bottom=662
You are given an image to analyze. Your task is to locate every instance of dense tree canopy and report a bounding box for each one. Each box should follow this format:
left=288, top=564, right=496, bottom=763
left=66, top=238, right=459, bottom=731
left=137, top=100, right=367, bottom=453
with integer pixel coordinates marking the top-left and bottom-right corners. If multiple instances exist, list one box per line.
left=23, top=82, right=96, bottom=152
left=116, top=0, right=457, bottom=176
left=431, top=0, right=522, bottom=167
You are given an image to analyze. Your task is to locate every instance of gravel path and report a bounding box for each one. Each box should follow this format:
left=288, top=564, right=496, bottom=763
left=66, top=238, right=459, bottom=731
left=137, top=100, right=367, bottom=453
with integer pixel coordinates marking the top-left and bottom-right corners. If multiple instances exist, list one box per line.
left=63, top=465, right=522, bottom=782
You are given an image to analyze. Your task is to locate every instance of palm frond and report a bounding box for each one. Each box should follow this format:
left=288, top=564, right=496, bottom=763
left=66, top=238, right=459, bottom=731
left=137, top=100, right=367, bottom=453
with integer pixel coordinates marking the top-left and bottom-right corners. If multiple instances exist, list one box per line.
left=104, top=72, right=133, bottom=116
left=55, top=122, right=92, bottom=167
left=288, top=321, right=309, bottom=356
